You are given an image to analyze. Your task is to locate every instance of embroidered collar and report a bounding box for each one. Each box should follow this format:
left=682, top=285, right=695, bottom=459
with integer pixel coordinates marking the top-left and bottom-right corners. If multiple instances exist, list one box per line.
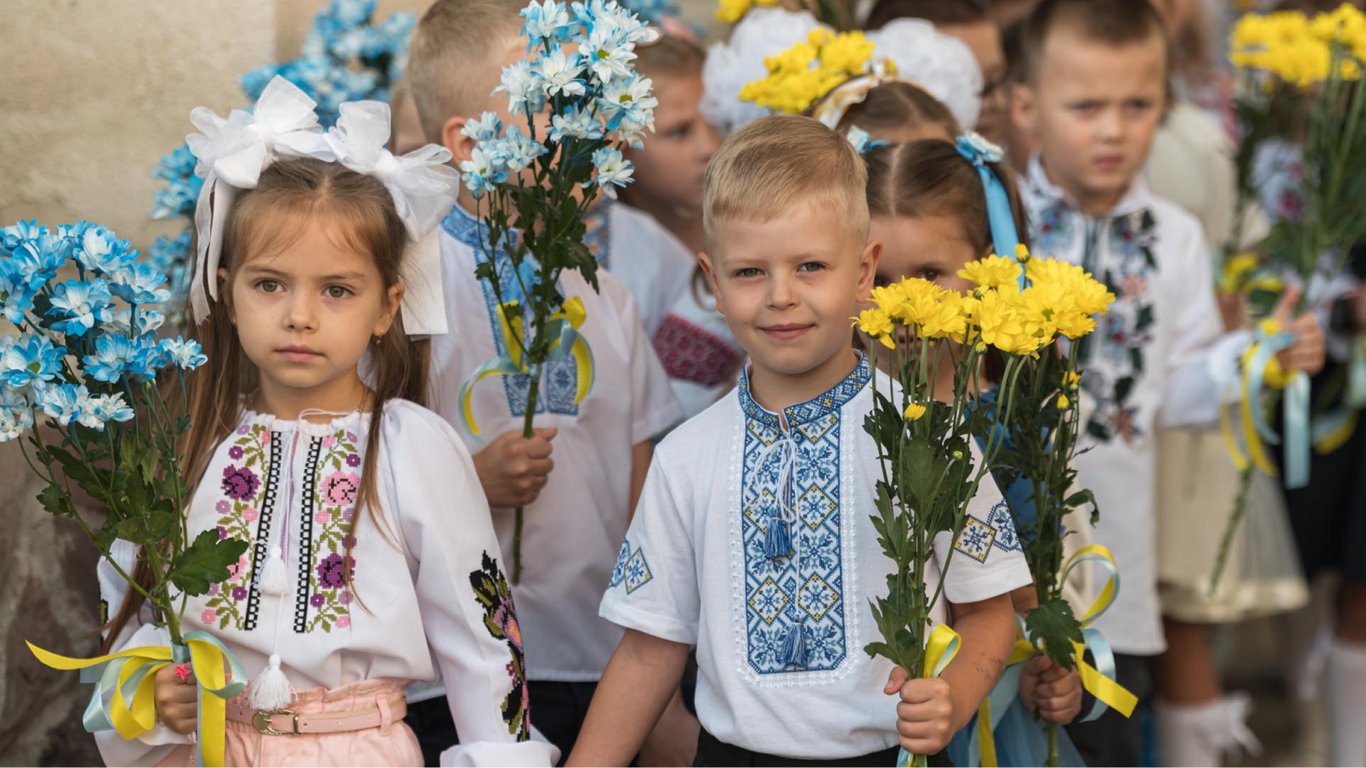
left=1025, top=154, right=1154, bottom=220
left=237, top=407, right=364, bottom=437
left=738, top=352, right=871, bottom=429
left=441, top=203, right=520, bottom=254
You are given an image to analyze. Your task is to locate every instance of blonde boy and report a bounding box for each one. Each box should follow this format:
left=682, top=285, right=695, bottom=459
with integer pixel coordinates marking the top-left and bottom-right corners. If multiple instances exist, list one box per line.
left=569, top=115, right=1031, bottom=765
left=1010, top=0, right=1325, bottom=763
left=405, top=0, right=686, bottom=758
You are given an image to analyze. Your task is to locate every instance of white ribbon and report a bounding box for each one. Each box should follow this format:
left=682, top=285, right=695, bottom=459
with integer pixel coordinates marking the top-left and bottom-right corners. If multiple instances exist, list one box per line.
left=185, top=76, right=457, bottom=335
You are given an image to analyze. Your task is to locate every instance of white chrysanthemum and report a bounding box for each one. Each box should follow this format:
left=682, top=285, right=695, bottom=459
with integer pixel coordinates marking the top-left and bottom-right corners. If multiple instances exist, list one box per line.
left=496, top=60, right=545, bottom=117
left=538, top=47, right=587, bottom=98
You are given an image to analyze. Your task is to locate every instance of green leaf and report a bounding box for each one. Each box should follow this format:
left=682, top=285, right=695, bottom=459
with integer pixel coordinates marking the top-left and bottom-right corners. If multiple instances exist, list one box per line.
left=169, top=530, right=250, bottom=596
left=1025, top=597, right=1084, bottom=670
left=37, top=483, right=76, bottom=518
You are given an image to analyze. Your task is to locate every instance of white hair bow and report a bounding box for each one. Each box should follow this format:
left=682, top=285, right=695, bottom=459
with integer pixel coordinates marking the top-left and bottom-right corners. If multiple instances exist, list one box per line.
left=186, top=76, right=457, bottom=335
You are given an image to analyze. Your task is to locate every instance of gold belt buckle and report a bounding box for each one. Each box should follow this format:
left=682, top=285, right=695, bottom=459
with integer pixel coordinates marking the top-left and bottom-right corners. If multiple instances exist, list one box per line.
left=252, top=708, right=298, bottom=736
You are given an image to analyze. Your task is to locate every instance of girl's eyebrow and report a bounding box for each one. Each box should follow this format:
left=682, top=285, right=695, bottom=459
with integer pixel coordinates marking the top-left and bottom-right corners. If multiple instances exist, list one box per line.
left=319, top=271, right=367, bottom=282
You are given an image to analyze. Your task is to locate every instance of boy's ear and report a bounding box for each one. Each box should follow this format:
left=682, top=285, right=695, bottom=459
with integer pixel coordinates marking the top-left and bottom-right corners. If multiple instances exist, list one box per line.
left=1010, top=83, right=1039, bottom=140
left=442, top=116, right=475, bottom=165
left=697, top=252, right=725, bottom=316
left=856, top=240, right=881, bottom=301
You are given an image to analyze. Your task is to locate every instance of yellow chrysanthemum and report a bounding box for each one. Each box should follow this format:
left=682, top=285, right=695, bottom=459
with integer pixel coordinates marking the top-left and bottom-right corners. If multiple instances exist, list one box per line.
left=716, top=0, right=779, bottom=24
left=854, top=307, right=895, bottom=349
left=739, top=30, right=880, bottom=114
left=958, top=254, right=1022, bottom=291
left=903, top=402, right=927, bottom=421
left=1056, top=394, right=1071, bottom=410
left=1062, top=370, right=1082, bottom=390
left=1231, top=5, right=1366, bottom=86
left=975, top=288, right=1041, bottom=356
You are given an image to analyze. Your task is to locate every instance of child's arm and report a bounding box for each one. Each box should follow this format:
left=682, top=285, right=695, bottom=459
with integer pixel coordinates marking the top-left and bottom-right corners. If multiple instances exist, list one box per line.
left=472, top=426, right=557, bottom=507
left=567, top=629, right=691, bottom=766
left=885, top=593, right=1017, bottom=753
left=629, top=440, right=652, bottom=521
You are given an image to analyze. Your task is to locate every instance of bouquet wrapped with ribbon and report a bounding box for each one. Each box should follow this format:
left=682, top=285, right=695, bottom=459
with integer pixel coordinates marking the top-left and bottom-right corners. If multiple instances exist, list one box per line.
left=456, top=0, right=658, bottom=583
left=1208, top=2, right=1366, bottom=590
left=0, top=220, right=249, bottom=766
left=855, top=258, right=1049, bottom=767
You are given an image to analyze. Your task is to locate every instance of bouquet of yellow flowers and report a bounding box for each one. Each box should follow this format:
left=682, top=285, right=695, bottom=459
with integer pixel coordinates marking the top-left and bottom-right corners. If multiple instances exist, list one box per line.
left=716, top=0, right=855, bottom=29
left=738, top=29, right=882, bottom=114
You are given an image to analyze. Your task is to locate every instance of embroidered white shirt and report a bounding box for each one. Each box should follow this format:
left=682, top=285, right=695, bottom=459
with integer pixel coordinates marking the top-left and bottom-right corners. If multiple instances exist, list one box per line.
left=430, top=204, right=684, bottom=681
left=1021, top=157, right=1252, bottom=655
left=95, top=402, right=552, bottom=767
left=599, top=355, right=1032, bottom=759
left=651, top=279, right=745, bottom=420
left=582, top=201, right=696, bottom=338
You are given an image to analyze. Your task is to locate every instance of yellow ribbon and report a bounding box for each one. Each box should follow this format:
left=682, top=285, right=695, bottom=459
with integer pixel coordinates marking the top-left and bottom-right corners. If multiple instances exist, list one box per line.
left=28, top=634, right=244, bottom=767
left=897, top=624, right=963, bottom=768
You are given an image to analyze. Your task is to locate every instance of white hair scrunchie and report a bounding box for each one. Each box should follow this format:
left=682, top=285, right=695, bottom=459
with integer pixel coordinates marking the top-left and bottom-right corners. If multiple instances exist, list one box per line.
left=186, top=76, right=458, bottom=335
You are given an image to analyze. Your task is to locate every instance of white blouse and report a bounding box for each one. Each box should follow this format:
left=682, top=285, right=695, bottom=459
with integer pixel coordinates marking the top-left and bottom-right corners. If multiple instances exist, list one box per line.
left=95, top=401, right=554, bottom=766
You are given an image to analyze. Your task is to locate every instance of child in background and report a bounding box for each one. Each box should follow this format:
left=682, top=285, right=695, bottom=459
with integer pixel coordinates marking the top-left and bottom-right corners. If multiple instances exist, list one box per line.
left=98, top=80, right=552, bottom=766
left=863, top=0, right=1010, bottom=146
left=404, top=0, right=685, bottom=760
left=1009, top=0, right=1326, bottom=763
left=619, top=32, right=742, bottom=420
left=810, top=76, right=960, bottom=143
left=388, top=81, right=426, bottom=157
left=569, top=115, right=1031, bottom=766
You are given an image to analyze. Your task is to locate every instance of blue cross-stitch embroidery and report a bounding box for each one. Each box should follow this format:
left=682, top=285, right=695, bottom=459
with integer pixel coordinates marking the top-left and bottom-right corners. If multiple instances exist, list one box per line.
left=609, top=540, right=631, bottom=587
left=442, top=206, right=580, bottom=419
left=624, top=549, right=653, bottom=593
left=985, top=501, right=1022, bottom=553
left=737, top=355, right=870, bottom=675
left=954, top=517, right=997, bottom=563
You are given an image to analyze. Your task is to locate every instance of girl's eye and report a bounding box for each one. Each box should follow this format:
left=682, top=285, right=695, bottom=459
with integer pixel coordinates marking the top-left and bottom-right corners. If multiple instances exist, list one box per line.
left=255, top=279, right=282, bottom=293
left=324, top=285, right=353, bottom=299
left=665, top=123, right=690, bottom=140
left=734, top=267, right=763, bottom=279
left=920, top=269, right=941, bottom=281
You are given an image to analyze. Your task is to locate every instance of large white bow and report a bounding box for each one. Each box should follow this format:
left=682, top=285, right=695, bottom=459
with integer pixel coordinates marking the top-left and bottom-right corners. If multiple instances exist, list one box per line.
left=185, top=76, right=456, bottom=335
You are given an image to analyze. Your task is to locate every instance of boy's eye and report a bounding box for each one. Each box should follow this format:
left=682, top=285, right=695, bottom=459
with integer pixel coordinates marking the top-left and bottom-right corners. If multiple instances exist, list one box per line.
left=664, top=123, right=690, bottom=140
left=324, top=285, right=353, bottom=299
left=1125, top=99, right=1155, bottom=113
left=1070, top=101, right=1099, bottom=114
left=873, top=274, right=890, bottom=288
left=255, top=279, right=282, bottom=293
left=797, top=262, right=826, bottom=273
left=920, top=268, right=941, bottom=281
left=734, top=267, right=763, bottom=279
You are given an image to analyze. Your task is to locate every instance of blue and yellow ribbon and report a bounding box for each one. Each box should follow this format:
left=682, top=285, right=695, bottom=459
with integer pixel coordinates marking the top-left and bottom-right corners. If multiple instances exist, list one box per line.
left=896, top=624, right=963, bottom=768
left=1314, top=338, right=1366, bottom=453
left=28, top=632, right=245, bottom=767
left=1220, top=319, right=1311, bottom=488
left=963, top=545, right=1137, bottom=767
left=457, top=297, right=595, bottom=441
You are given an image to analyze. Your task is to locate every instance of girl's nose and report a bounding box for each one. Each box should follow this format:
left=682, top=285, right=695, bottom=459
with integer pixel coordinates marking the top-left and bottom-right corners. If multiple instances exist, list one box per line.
left=285, top=294, right=318, bottom=332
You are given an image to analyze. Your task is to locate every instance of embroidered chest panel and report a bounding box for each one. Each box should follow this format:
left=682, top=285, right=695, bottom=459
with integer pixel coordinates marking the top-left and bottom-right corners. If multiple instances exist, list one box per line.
left=736, top=362, right=870, bottom=678
left=202, top=423, right=362, bottom=634
left=443, top=209, right=581, bottom=419
left=653, top=313, right=743, bottom=388
left=1035, top=202, right=1159, bottom=445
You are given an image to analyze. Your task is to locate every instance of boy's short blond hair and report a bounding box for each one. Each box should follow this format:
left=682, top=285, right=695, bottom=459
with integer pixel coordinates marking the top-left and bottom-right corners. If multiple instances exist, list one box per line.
left=408, top=0, right=525, bottom=144
left=703, top=115, right=869, bottom=253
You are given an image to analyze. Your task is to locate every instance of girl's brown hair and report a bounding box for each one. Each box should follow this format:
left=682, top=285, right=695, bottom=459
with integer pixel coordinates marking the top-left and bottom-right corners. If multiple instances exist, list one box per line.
left=632, top=34, right=705, bottom=81
left=103, top=158, right=428, bottom=651
left=864, top=138, right=1028, bottom=256
left=811, top=79, right=962, bottom=142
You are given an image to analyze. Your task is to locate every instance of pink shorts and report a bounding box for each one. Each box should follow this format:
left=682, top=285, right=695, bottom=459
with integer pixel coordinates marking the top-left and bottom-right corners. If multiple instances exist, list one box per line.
left=159, top=678, right=421, bottom=767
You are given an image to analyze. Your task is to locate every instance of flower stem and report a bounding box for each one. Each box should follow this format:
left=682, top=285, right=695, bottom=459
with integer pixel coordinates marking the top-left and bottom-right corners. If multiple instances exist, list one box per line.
left=1047, top=721, right=1059, bottom=767
left=1208, top=462, right=1255, bottom=596
left=512, top=370, right=541, bottom=586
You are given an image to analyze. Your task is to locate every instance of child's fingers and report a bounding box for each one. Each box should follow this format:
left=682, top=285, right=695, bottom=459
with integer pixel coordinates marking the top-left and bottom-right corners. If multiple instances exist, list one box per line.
left=534, top=426, right=558, bottom=442
left=899, top=677, right=950, bottom=704
left=524, top=436, right=555, bottom=460
left=884, top=665, right=909, bottom=695
left=1271, top=285, right=1303, bottom=324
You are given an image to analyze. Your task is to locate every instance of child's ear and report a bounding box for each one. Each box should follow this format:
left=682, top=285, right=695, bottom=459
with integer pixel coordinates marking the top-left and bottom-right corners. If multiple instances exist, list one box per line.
left=856, top=240, right=881, bottom=301
left=1010, top=83, right=1039, bottom=140
left=216, top=268, right=236, bottom=324
left=442, top=116, right=475, bottom=165
left=375, top=283, right=405, bottom=338
left=697, top=252, right=725, bottom=316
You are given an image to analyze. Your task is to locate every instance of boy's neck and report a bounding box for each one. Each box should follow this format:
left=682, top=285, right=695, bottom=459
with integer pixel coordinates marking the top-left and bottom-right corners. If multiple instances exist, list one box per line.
left=747, top=348, right=861, bottom=417
left=1038, top=156, right=1130, bottom=219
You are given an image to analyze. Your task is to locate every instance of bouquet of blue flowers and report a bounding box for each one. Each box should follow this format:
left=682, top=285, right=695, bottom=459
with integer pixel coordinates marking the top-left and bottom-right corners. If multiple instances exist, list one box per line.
left=0, top=219, right=247, bottom=648
left=458, top=0, right=658, bottom=583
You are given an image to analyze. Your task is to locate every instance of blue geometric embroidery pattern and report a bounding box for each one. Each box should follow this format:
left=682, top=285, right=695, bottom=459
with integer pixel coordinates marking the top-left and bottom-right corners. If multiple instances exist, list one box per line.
left=985, top=501, right=1022, bottom=553
left=954, top=517, right=996, bottom=563
left=609, top=540, right=631, bottom=588
left=737, top=355, right=871, bottom=676
left=624, top=548, right=653, bottom=593
left=442, top=206, right=580, bottom=418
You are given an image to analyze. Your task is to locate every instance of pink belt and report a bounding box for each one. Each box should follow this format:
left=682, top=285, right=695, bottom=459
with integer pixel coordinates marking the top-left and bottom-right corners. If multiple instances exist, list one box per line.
left=226, top=695, right=406, bottom=736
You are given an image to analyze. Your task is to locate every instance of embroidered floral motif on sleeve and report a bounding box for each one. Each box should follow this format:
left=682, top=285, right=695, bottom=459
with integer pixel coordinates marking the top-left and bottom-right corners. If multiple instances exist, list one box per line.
left=204, top=423, right=280, bottom=631
left=953, top=516, right=997, bottom=563
left=469, top=552, right=530, bottom=741
left=984, top=500, right=1022, bottom=552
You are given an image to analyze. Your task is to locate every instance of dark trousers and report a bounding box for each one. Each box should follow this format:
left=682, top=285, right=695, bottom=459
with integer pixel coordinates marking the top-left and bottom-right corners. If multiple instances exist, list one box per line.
left=1064, top=652, right=1155, bottom=767
left=407, top=681, right=598, bottom=767
left=694, top=729, right=903, bottom=767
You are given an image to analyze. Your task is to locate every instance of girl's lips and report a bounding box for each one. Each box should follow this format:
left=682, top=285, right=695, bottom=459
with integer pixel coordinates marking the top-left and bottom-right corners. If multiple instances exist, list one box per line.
left=276, top=346, right=323, bottom=362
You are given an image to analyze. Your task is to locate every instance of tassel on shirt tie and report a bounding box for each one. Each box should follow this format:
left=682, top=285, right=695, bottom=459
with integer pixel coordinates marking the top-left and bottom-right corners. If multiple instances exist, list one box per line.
left=781, top=623, right=808, bottom=667
left=246, top=653, right=294, bottom=711
left=258, top=546, right=289, bottom=597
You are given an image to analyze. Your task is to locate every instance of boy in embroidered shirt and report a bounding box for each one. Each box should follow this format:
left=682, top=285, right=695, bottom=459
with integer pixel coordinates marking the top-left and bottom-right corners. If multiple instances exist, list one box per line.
left=569, top=115, right=1032, bottom=765
left=404, top=0, right=687, bottom=759
left=1009, top=0, right=1326, bottom=763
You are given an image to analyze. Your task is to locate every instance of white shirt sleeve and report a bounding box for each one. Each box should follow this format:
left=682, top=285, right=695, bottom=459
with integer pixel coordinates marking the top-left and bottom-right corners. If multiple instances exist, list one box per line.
left=933, top=466, right=1034, bottom=605
left=93, top=541, right=188, bottom=767
left=1157, top=221, right=1253, bottom=428
left=382, top=403, right=557, bottom=767
left=599, top=451, right=701, bottom=644
left=616, top=286, right=686, bottom=445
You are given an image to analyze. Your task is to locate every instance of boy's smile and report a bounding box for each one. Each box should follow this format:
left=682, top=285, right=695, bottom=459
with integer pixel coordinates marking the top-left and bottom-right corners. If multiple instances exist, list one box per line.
left=1013, top=24, right=1167, bottom=216
left=701, top=200, right=878, bottom=409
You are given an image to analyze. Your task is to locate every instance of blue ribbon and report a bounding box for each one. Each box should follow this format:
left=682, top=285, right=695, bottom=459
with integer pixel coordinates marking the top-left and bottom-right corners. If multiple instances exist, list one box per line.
left=954, top=133, right=1021, bottom=281
left=1242, top=325, right=1310, bottom=488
